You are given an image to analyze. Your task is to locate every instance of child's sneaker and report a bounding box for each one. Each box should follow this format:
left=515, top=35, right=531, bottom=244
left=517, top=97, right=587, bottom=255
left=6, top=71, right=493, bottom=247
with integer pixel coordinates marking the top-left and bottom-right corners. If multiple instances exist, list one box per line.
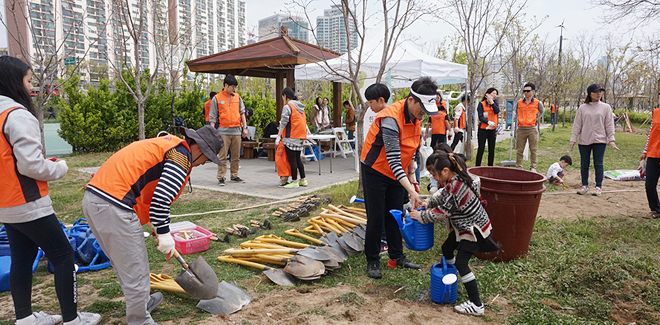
left=592, top=187, right=602, bottom=197
left=577, top=186, right=588, bottom=195
left=283, top=181, right=299, bottom=189
left=299, top=179, right=308, bottom=187
left=454, top=300, right=484, bottom=316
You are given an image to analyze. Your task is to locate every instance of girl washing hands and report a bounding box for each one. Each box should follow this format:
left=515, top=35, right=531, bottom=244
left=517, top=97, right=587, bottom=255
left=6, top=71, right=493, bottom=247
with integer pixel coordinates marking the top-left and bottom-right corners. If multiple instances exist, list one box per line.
left=410, top=151, right=499, bottom=316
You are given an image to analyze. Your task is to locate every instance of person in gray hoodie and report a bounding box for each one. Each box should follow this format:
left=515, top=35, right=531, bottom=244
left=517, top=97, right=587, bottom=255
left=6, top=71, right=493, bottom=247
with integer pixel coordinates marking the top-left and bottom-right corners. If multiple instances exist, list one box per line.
left=0, top=56, right=101, bottom=325
left=275, top=87, right=308, bottom=188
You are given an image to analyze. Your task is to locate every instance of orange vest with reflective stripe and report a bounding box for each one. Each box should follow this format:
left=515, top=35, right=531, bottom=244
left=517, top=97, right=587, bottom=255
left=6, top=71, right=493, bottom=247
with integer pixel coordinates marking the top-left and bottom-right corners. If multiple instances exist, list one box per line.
left=204, top=99, right=212, bottom=122
left=479, top=101, right=498, bottom=129
left=284, top=103, right=307, bottom=139
left=361, top=99, right=421, bottom=180
left=648, top=108, right=660, bottom=158
left=87, top=136, right=191, bottom=225
left=0, top=107, right=49, bottom=207
left=454, top=104, right=466, bottom=130
left=430, top=110, right=447, bottom=135
left=215, top=91, right=241, bottom=128
left=517, top=98, right=540, bottom=127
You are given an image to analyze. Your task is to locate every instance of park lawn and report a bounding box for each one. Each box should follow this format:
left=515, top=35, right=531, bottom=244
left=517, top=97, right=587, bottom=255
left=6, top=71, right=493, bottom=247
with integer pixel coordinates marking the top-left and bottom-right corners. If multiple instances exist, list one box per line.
left=0, top=123, right=657, bottom=324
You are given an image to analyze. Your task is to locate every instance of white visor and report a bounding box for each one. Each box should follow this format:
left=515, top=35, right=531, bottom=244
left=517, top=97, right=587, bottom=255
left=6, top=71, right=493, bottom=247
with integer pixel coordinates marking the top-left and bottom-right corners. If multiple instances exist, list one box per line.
left=411, top=89, right=438, bottom=115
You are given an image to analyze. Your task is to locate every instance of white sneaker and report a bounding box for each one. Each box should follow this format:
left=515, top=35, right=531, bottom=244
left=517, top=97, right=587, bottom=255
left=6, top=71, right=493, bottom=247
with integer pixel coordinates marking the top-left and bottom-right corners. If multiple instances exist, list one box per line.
left=16, top=312, right=62, bottom=325
left=66, top=312, right=102, bottom=325
left=454, top=300, right=484, bottom=316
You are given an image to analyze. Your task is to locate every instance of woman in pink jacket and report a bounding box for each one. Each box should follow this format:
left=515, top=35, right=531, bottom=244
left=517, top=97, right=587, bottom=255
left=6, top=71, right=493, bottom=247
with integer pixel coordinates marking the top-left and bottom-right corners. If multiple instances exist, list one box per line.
left=570, top=83, right=619, bottom=196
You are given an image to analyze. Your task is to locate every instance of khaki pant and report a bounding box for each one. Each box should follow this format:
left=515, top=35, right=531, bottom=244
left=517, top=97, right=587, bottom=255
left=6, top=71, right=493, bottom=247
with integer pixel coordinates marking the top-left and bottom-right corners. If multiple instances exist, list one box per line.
left=82, top=191, right=156, bottom=325
left=217, top=134, right=242, bottom=180
left=516, top=128, right=539, bottom=169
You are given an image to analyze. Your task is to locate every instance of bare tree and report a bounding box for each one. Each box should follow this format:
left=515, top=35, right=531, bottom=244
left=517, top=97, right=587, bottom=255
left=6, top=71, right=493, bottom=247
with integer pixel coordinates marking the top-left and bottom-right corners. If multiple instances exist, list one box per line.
left=441, top=0, right=532, bottom=160
left=2, top=0, right=101, bottom=152
left=595, top=0, right=660, bottom=27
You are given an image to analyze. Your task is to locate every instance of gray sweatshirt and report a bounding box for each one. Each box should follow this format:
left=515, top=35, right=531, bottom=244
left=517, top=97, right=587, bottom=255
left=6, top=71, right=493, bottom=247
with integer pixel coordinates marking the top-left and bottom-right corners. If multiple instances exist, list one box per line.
left=570, top=101, right=616, bottom=145
left=0, top=96, right=68, bottom=223
left=279, top=100, right=307, bottom=151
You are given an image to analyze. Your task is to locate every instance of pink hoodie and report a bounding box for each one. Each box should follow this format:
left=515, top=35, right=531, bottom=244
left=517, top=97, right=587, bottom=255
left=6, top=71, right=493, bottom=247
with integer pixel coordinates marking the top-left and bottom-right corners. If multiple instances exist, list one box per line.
left=570, top=101, right=616, bottom=145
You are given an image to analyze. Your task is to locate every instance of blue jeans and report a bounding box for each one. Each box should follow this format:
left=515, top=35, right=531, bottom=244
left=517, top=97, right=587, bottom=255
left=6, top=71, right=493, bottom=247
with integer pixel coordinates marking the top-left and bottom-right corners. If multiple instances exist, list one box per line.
left=578, top=143, right=606, bottom=188
left=347, top=130, right=355, bottom=149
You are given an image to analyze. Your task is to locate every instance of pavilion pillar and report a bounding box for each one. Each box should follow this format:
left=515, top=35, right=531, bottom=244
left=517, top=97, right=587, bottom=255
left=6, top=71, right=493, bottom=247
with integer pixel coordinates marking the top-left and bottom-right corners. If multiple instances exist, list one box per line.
left=333, top=82, right=342, bottom=127
left=286, top=68, right=295, bottom=89
left=276, top=71, right=283, bottom=122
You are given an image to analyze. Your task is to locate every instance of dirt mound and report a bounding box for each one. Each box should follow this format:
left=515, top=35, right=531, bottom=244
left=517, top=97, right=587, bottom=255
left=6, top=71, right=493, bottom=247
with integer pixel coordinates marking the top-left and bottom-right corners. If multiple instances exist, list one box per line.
left=184, top=286, right=491, bottom=325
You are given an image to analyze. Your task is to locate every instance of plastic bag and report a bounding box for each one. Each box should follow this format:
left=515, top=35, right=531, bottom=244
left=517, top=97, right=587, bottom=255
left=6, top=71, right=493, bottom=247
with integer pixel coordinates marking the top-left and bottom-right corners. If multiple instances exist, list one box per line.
left=603, top=169, right=645, bottom=181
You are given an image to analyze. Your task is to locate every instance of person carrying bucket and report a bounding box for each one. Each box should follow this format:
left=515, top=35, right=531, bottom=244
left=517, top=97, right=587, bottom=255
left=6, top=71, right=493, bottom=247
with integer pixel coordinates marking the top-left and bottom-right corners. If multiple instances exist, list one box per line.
left=82, top=126, right=224, bottom=325
left=275, top=87, right=308, bottom=188
left=361, top=77, right=439, bottom=279
left=0, top=56, right=102, bottom=325
left=410, top=151, right=499, bottom=316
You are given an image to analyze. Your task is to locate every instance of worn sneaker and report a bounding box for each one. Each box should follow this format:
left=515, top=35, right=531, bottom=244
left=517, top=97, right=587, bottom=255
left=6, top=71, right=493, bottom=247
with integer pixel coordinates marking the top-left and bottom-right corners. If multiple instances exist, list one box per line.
left=230, top=177, right=245, bottom=183
left=283, top=181, right=299, bottom=189
left=279, top=181, right=291, bottom=188
left=299, top=179, right=308, bottom=187
left=366, top=261, right=382, bottom=279
left=17, top=311, right=62, bottom=325
left=379, top=241, right=388, bottom=255
left=388, top=256, right=421, bottom=269
left=642, top=211, right=660, bottom=219
left=577, top=186, right=588, bottom=195
left=71, top=312, right=102, bottom=325
left=592, top=187, right=602, bottom=197
left=454, top=300, right=485, bottom=316
left=218, top=179, right=225, bottom=186
left=147, top=292, right=163, bottom=313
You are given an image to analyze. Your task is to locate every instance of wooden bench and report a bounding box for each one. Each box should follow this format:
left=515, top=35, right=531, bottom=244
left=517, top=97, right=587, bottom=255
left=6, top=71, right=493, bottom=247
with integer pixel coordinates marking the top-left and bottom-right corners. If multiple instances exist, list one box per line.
left=241, top=141, right=258, bottom=159
left=262, top=142, right=277, bottom=161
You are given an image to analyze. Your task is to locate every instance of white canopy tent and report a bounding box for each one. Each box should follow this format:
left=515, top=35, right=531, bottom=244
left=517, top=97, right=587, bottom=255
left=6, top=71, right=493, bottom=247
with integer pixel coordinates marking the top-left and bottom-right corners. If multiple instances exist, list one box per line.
left=294, top=36, right=468, bottom=87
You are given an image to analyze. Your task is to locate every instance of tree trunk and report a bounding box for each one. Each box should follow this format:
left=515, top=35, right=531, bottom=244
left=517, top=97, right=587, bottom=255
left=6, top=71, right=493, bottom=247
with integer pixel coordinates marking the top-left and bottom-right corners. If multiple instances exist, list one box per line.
left=138, top=100, right=145, bottom=140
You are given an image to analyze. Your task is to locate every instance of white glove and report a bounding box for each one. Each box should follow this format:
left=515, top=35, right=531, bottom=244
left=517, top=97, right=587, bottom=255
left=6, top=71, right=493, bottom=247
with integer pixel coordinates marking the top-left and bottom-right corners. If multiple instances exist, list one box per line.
left=453, top=127, right=461, bottom=134
left=156, top=233, right=176, bottom=257
left=448, top=130, right=454, bottom=138
left=56, top=159, right=69, bottom=173
left=275, top=136, right=281, bottom=146
left=487, top=121, right=496, bottom=130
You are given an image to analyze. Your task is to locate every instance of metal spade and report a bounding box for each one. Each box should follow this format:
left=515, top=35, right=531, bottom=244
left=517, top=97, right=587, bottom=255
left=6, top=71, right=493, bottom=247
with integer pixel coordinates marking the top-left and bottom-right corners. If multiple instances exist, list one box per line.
left=217, top=256, right=296, bottom=286
left=172, top=252, right=219, bottom=300
left=256, top=254, right=326, bottom=279
left=196, top=282, right=242, bottom=315
left=284, top=229, right=347, bottom=262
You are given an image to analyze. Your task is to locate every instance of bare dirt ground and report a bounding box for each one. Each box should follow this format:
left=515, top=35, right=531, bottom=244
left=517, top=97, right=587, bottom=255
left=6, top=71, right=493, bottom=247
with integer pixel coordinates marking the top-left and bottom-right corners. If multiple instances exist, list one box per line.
left=536, top=170, right=648, bottom=220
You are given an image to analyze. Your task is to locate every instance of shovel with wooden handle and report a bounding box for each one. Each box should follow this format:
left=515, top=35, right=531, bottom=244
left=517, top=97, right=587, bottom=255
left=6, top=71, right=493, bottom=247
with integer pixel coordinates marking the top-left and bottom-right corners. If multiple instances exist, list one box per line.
left=217, top=256, right=296, bottom=286
left=284, top=229, right=348, bottom=261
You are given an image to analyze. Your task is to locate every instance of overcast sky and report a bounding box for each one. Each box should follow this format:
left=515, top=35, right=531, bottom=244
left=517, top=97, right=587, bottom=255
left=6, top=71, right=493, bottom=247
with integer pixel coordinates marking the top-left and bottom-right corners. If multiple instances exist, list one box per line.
left=2, top=0, right=659, bottom=58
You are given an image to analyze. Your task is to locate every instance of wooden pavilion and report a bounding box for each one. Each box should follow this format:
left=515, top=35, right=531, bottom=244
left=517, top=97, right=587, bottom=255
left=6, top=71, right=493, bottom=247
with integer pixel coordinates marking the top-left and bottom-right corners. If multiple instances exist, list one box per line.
left=186, top=27, right=343, bottom=125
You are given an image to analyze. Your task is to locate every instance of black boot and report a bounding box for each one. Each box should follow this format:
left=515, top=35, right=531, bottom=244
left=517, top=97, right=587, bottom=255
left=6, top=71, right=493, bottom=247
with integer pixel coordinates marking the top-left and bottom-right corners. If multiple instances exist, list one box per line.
left=394, top=255, right=420, bottom=269
left=366, top=260, right=382, bottom=279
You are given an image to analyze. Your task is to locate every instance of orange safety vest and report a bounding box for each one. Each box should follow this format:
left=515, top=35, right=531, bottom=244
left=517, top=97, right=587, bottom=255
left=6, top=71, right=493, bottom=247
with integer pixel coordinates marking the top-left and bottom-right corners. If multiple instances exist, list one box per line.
left=454, top=104, right=466, bottom=130
left=517, top=98, right=540, bottom=127
left=551, top=104, right=556, bottom=114
left=87, top=136, right=191, bottom=225
left=361, top=99, right=421, bottom=180
left=479, top=100, right=498, bottom=130
left=284, top=103, right=307, bottom=139
left=204, top=99, right=212, bottom=122
left=215, top=91, right=241, bottom=128
left=648, top=108, right=660, bottom=158
left=0, top=107, right=49, bottom=207
left=430, top=110, right=448, bottom=135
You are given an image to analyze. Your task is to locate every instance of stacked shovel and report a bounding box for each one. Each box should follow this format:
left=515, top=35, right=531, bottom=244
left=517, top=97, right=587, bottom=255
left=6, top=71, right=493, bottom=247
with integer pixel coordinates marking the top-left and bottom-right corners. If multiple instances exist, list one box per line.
left=217, top=205, right=367, bottom=286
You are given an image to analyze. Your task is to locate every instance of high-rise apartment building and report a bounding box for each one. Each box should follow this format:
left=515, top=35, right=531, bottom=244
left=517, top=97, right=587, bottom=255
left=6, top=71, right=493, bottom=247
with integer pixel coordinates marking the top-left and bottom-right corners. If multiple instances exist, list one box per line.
left=5, top=0, right=246, bottom=81
left=316, top=4, right=357, bottom=54
left=258, top=14, right=309, bottom=43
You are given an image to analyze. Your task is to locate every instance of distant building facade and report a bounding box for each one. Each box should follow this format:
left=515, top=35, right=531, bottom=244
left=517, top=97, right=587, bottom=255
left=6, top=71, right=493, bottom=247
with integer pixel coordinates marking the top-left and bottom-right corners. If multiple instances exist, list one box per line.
left=316, top=4, right=358, bottom=54
left=258, top=14, right=309, bottom=42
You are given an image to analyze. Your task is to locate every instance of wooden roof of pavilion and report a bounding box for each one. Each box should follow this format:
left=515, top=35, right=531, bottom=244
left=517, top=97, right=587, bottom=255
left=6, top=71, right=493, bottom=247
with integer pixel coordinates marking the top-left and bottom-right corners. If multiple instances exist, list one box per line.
left=186, top=33, right=340, bottom=78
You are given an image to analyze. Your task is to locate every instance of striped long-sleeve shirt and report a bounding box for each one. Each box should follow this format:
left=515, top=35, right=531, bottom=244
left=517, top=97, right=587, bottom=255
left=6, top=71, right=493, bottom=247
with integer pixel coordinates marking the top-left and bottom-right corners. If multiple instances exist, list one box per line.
left=149, top=146, right=191, bottom=233
left=381, top=117, right=407, bottom=180
left=417, top=175, right=492, bottom=242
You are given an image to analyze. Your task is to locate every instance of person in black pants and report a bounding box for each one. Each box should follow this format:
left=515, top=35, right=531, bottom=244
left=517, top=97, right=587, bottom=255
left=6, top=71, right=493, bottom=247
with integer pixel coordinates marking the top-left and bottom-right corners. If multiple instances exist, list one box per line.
left=641, top=107, right=660, bottom=219
left=0, top=55, right=100, bottom=325
left=475, top=88, right=500, bottom=166
left=276, top=87, right=308, bottom=188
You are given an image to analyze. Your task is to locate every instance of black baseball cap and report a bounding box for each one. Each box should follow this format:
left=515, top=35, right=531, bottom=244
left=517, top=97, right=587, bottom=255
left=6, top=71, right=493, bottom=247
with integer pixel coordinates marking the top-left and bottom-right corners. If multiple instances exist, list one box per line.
left=587, top=83, right=604, bottom=94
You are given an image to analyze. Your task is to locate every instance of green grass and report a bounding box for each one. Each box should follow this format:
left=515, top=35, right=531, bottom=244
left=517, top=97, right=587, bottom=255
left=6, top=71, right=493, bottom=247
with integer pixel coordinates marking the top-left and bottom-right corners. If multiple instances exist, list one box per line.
left=4, top=123, right=657, bottom=323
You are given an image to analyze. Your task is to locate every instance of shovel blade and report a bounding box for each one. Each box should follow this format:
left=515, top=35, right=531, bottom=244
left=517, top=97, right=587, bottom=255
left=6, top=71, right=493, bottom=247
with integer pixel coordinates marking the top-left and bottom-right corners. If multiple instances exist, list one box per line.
left=264, top=269, right=297, bottom=286
left=174, top=256, right=219, bottom=300
left=284, top=255, right=325, bottom=279
left=196, top=284, right=242, bottom=315
left=221, top=281, right=251, bottom=307
left=297, top=247, right=331, bottom=262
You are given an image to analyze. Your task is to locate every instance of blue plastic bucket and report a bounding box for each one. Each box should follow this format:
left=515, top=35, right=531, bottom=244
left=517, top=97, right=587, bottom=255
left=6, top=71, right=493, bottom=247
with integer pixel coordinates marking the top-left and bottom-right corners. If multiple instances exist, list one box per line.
left=431, top=257, right=458, bottom=304
left=0, top=250, right=44, bottom=292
